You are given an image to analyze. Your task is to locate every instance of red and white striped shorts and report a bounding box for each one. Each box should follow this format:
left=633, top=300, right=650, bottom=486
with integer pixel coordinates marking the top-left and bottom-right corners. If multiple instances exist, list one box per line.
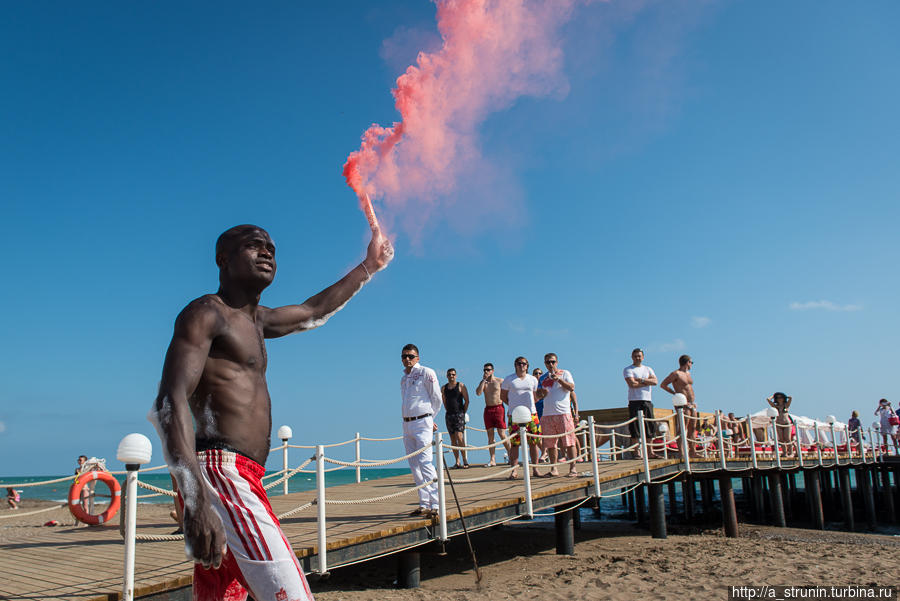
left=192, top=449, right=314, bottom=601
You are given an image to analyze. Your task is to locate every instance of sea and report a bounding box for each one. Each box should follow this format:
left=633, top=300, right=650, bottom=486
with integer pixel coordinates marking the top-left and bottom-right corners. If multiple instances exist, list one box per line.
left=0, top=468, right=410, bottom=505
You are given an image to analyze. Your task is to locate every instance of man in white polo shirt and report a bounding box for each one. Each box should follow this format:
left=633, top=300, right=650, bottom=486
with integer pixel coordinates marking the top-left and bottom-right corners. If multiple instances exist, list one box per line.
left=623, top=348, right=659, bottom=458
left=400, top=343, right=443, bottom=517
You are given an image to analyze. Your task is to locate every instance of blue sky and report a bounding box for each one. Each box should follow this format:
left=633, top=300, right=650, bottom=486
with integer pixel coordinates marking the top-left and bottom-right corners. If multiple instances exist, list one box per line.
left=2, top=1, right=898, bottom=476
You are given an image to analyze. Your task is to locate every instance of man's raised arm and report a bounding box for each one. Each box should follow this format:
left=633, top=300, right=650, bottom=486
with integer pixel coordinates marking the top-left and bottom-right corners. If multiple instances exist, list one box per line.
left=262, top=227, right=393, bottom=338
left=151, top=300, right=226, bottom=569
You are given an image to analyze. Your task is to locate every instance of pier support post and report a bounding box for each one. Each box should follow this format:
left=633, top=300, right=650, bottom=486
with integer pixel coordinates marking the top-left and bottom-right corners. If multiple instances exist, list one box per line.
left=720, top=477, right=739, bottom=538
left=626, top=489, right=635, bottom=519
left=859, top=468, right=877, bottom=530
left=880, top=468, right=896, bottom=523
left=768, top=473, right=787, bottom=527
left=821, top=469, right=834, bottom=520
left=668, top=481, right=678, bottom=517
left=781, top=474, right=793, bottom=520
left=700, top=479, right=713, bottom=516
left=805, top=470, right=825, bottom=530
left=635, top=485, right=646, bottom=525
left=683, top=478, right=695, bottom=521
left=649, top=483, right=667, bottom=539
left=555, top=504, right=575, bottom=555
left=838, top=467, right=855, bottom=531
left=397, top=551, right=421, bottom=588
left=573, top=503, right=582, bottom=530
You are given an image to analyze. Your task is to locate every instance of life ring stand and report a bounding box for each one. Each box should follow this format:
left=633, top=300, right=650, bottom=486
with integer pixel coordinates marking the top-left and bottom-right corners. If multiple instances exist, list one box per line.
left=68, top=470, right=121, bottom=525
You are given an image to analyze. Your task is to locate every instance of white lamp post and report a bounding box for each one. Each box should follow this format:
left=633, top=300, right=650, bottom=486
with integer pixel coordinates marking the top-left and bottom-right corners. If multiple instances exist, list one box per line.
left=672, top=393, right=690, bottom=473
left=658, top=422, right=669, bottom=460
left=511, top=405, right=534, bottom=517
left=117, top=433, right=152, bottom=601
left=277, top=425, right=292, bottom=495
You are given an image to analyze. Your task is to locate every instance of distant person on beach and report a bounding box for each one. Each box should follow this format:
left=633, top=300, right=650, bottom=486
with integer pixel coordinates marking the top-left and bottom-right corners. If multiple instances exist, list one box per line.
left=476, top=362, right=509, bottom=467
left=151, top=223, right=392, bottom=601
left=442, top=368, right=470, bottom=468
left=847, top=411, right=861, bottom=444
left=660, top=355, right=697, bottom=455
left=6, top=487, right=20, bottom=509
left=875, top=398, right=899, bottom=452
left=400, top=344, right=442, bottom=516
left=75, top=454, right=95, bottom=518
left=501, top=357, right=542, bottom=479
left=623, top=348, right=659, bottom=458
left=766, top=392, right=793, bottom=453
left=532, top=368, right=544, bottom=419
left=535, top=353, right=578, bottom=477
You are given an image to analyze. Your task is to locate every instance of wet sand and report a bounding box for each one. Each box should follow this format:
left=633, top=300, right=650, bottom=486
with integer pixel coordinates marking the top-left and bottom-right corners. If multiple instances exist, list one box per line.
left=2, top=501, right=897, bottom=600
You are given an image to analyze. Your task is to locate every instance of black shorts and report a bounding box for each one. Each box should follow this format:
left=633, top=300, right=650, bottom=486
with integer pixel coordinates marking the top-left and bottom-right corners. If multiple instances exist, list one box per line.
left=445, top=411, right=466, bottom=435
left=628, top=400, right=656, bottom=439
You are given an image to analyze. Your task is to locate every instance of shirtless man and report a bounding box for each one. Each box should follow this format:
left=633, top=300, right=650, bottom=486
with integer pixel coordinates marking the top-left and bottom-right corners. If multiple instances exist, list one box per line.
left=150, top=223, right=392, bottom=601
left=660, top=355, right=697, bottom=456
left=476, top=363, right=509, bottom=466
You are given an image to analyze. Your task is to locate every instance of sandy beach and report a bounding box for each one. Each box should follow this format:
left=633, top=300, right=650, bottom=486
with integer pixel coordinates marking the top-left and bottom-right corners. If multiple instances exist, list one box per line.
left=3, top=500, right=897, bottom=600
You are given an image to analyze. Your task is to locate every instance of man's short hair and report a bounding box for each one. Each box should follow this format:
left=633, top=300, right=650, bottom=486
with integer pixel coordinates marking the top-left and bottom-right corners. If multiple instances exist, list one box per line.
left=215, top=224, right=268, bottom=266
left=679, top=354, right=691, bottom=367
left=402, top=343, right=419, bottom=355
left=514, top=356, right=528, bottom=365
left=632, top=348, right=643, bottom=355
left=483, top=362, right=493, bottom=370
left=773, top=392, right=787, bottom=400
left=446, top=368, right=456, bottom=376
left=78, top=455, right=88, bottom=461
left=544, top=352, right=557, bottom=361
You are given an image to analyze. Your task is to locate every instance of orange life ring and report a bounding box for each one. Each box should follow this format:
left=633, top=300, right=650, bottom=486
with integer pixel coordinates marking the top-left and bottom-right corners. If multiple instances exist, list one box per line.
left=68, top=470, right=121, bottom=525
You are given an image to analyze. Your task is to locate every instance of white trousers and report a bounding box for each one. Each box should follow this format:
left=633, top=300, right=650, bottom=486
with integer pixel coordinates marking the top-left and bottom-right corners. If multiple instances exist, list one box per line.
left=402, top=418, right=438, bottom=509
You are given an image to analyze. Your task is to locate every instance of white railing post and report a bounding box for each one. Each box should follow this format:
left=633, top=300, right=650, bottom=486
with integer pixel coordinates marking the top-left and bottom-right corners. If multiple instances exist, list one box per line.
left=814, top=425, right=823, bottom=467
left=678, top=407, right=691, bottom=474
left=829, top=423, right=839, bottom=466
left=795, top=424, right=804, bottom=469
left=355, top=432, right=361, bottom=484
left=857, top=429, right=864, bottom=464
left=715, top=412, right=727, bottom=471
left=610, top=431, right=618, bottom=462
left=435, top=434, right=448, bottom=541
left=771, top=418, right=782, bottom=470
left=588, top=416, right=601, bottom=499
left=870, top=428, right=879, bottom=463
left=637, top=412, right=651, bottom=484
left=315, top=444, right=327, bottom=575
left=748, top=415, right=758, bottom=470
left=520, top=430, right=534, bottom=518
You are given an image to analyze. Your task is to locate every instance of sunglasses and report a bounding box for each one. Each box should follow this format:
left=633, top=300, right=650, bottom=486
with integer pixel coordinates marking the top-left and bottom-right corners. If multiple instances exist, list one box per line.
left=515, top=361, right=528, bottom=366
left=545, top=360, right=557, bottom=364
left=483, top=368, right=492, bottom=371
left=401, top=354, right=417, bottom=360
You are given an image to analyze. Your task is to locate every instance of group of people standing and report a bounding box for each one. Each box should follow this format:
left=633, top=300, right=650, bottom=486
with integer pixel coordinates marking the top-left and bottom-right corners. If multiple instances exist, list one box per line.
left=399, top=346, right=580, bottom=517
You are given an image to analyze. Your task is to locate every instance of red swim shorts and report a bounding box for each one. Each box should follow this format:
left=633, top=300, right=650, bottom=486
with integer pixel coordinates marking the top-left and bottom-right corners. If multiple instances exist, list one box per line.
left=483, top=405, right=507, bottom=429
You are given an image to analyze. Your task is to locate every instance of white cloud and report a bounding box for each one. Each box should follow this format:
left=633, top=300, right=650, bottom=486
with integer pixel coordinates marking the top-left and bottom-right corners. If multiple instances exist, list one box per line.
left=691, top=316, right=711, bottom=328
left=507, top=321, right=526, bottom=334
left=789, top=300, right=862, bottom=312
left=0, top=421, right=6, bottom=433
left=652, top=339, right=686, bottom=353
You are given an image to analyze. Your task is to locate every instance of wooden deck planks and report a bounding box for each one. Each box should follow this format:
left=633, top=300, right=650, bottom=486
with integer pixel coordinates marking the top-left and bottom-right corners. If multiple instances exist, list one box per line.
left=0, top=457, right=774, bottom=601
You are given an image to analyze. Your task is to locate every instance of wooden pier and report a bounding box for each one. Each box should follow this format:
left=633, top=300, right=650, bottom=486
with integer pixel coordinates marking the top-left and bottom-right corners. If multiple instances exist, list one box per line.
left=1, top=454, right=898, bottom=600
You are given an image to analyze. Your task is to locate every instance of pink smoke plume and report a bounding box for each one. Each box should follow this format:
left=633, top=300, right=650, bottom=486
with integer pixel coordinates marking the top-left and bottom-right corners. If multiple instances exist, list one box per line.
left=344, top=0, right=579, bottom=240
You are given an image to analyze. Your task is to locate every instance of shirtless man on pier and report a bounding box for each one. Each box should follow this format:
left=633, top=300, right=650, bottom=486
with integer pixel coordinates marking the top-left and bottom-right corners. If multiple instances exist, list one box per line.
left=151, top=223, right=393, bottom=601
left=660, top=355, right=698, bottom=456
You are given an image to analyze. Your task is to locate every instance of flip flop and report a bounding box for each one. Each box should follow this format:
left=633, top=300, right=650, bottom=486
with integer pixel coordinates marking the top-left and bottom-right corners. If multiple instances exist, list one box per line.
left=566, top=471, right=579, bottom=478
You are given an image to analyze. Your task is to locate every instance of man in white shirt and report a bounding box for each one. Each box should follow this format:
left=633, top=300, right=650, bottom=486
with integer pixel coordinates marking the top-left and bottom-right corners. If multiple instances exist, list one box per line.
left=501, top=357, right=542, bottom=480
left=400, top=344, right=442, bottom=516
left=623, top=348, right=660, bottom=458
left=535, top=353, right=578, bottom=477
